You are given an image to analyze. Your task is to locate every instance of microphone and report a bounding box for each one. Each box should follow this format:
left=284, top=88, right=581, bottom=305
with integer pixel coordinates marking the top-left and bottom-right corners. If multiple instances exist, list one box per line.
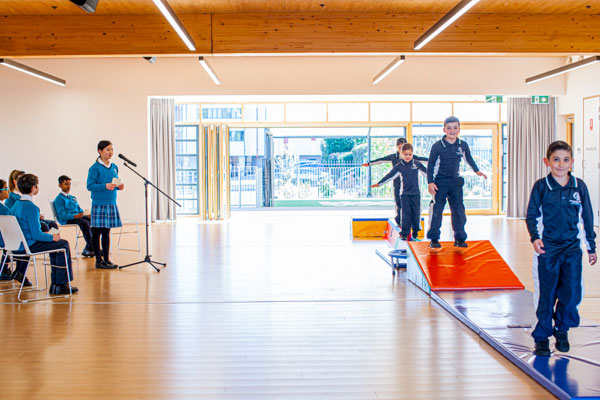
left=118, top=153, right=137, bottom=167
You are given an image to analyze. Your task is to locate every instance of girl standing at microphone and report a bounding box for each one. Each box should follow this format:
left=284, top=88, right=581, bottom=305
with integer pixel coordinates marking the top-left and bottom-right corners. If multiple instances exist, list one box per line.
left=87, top=140, right=124, bottom=269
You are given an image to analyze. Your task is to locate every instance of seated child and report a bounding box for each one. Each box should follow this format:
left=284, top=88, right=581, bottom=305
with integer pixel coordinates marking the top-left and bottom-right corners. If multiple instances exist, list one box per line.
left=6, top=169, right=58, bottom=232
left=0, top=179, right=13, bottom=280
left=10, top=174, right=78, bottom=295
left=53, top=175, right=94, bottom=257
left=371, top=143, right=427, bottom=240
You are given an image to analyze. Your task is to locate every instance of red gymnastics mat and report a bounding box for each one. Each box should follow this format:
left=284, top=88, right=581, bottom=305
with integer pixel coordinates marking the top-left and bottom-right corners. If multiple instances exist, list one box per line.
left=407, top=240, right=524, bottom=291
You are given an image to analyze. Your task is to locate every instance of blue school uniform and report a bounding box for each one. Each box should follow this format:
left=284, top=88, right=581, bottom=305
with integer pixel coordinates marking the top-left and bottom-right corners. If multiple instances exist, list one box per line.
left=53, top=192, right=84, bottom=225
left=0, top=202, right=9, bottom=248
left=526, top=173, right=596, bottom=340
left=4, top=192, right=21, bottom=209
left=377, top=159, right=427, bottom=237
left=87, top=160, right=122, bottom=228
left=10, top=195, right=72, bottom=284
left=426, top=136, right=480, bottom=242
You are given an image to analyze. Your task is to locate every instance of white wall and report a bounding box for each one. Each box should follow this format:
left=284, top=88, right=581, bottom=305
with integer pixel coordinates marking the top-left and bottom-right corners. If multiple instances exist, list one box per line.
left=0, top=56, right=567, bottom=219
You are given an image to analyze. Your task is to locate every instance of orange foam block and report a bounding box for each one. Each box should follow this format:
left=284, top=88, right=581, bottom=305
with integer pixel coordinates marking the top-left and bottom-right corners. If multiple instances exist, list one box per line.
left=407, top=240, right=525, bottom=291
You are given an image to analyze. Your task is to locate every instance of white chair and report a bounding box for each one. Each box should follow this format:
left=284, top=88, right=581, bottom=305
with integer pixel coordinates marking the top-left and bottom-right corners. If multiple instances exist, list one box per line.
left=114, top=220, right=141, bottom=252
left=0, top=215, right=73, bottom=302
left=48, top=199, right=84, bottom=257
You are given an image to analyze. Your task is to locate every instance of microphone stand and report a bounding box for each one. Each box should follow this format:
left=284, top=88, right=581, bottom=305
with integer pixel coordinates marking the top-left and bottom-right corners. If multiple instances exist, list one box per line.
left=118, top=161, right=181, bottom=272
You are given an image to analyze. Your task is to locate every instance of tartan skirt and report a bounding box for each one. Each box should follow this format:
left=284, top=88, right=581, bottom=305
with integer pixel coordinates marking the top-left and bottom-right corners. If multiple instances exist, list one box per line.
left=91, top=205, right=122, bottom=228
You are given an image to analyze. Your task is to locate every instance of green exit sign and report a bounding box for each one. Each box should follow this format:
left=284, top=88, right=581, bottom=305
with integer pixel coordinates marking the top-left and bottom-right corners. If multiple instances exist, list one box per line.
left=531, top=95, right=550, bottom=104
left=485, top=95, right=503, bottom=103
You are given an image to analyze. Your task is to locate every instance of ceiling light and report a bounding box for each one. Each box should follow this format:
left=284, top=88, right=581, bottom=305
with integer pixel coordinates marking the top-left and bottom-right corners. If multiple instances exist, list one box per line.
left=526, top=56, right=600, bottom=84
left=143, top=56, right=157, bottom=64
left=151, top=0, right=196, bottom=51
left=414, top=0, right=481, bottom=50
left=198, top=57, right=221, bottom=85
left=68, top=0, right=99, bottom=13
left=372, top=56, right=406, bottom=85
left=0, top=59, right=66, bottom=86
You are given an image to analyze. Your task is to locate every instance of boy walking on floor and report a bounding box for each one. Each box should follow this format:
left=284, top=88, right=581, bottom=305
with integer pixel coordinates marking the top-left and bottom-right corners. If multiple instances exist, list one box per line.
left=53, top=175, right=95, bottom=257
left=426, top=116, right=487, bottom=248
left=363, top=138, right=427, bottom=226
left=526, top=141, right=596, bottom=356
left=371, top=143, right=426, bottom=240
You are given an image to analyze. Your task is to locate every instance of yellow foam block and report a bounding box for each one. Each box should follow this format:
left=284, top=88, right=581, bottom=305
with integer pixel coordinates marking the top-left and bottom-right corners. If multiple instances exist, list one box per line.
left=352, top=218, right=389, bottom=238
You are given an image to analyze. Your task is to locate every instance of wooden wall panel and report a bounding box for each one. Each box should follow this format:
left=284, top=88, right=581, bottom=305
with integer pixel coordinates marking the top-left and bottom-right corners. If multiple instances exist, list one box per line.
left=1, top=13, right=599, bottom=56
left=0, top=14, right=212, bottom=57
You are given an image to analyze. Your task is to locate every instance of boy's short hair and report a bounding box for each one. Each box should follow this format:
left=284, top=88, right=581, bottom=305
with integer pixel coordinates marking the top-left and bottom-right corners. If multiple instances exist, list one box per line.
left=401, top=143, right=413, bottom=152
left=17, top=174, right=39, bottom=195
left=546, top=140, right=573, bottom=159
left=0, top=179, right=6, bottom=189
left=396, top=138, right=407, bottom=146
left=8, top=170, right=25, bottom=192
left=58, top=175, right=71, bottom=184
left=444, top=116, right=461, bottom=127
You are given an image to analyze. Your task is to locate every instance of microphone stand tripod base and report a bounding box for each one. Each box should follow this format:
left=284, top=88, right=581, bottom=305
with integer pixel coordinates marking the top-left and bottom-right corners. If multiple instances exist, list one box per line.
left=119, top=256, right=165, bottom=273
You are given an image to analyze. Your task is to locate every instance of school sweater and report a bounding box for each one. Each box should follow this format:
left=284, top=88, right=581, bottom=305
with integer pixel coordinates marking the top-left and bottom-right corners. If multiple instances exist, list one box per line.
left=4, top=192, right=21, bottom=209
left=377, top=159, right=427, bottom=195
left=0, top=201, right=9, bottom=247
left=526, top=173, right=596, bottom=256
left=87, top=160, right=120, bottom=206
left=369, top=152, right=428, bottom=187
left=10, top=195, right=53, bottom=248
left=53, top=192, right=84, bottom=225
left=427, top=136, right=480, bottom=183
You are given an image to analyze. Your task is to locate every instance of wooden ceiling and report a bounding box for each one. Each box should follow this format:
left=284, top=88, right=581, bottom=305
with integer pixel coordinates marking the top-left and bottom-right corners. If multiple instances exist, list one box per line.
left=1, top=0, right=600, bottom=57
left=3, top=0, right=600, bottom=15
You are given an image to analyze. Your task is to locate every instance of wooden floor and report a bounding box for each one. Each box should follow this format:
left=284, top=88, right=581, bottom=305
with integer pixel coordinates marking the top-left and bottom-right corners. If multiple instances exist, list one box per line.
left=1, top=210, right=598, bottom=399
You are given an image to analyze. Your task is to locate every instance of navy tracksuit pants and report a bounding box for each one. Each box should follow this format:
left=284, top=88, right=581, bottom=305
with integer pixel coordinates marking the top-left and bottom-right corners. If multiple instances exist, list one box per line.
left=532, top=250, right=583, bottom=340
left=14, top=239, right=73, bottom=285
left=393, top=183, right=402, bottom=226
left=401, top=194, right=421, bottom=238
left=426, top=177, right=467, bottom=242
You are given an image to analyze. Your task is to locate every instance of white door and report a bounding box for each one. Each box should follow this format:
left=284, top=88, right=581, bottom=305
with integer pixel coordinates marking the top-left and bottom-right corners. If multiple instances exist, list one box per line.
left=583, top=96, right=600, bottom=225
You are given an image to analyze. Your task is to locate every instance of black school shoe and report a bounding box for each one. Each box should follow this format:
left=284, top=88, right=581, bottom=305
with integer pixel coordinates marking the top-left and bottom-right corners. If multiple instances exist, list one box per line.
left=429, top=240, right=442, bottom=248
left=0, top=267, right=14, bottom=280
left=95, top=260, right=116, bottom=269
left=454, top=241, right=468, bottom=248
left=81, top=248, right=95, bottom=258
left=11, top=271, right=32, bottom=287
left=553, top=330, right=570, bottom=352
left=104, top=260, right=119, bottom=269
left=50, top=284, right=78, bottom=295
left=534, top=339, right=551, bottom=356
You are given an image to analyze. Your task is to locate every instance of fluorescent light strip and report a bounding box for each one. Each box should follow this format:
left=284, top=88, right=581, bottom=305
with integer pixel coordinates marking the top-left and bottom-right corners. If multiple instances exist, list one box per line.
left=414, top=0, right=481, bottom=50
left=526, top=56, right=600, bottom=84
left=372, top=55, right=406, bottom=85
left=0, top=58, right=66, bottom=86
left=152, top=0, right=196, bottom=51
left=198, top=57, right=221, bottom=85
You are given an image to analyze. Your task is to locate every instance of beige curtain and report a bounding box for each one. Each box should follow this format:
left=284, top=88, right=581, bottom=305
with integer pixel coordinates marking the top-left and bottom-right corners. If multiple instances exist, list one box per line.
left=506, top=97, right=556, bottom=218
left=150, top=98, right=176, bottom=221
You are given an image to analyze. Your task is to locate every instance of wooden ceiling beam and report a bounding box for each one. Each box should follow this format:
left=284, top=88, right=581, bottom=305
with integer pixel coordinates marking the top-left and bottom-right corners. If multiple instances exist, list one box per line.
left=1, top=13, right=599, bottom=57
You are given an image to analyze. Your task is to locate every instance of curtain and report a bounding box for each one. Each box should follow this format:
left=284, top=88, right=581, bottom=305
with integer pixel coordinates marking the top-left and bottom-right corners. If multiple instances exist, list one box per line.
left=150, top=98, right=176, bottom=221
left=506, top=97, right=556, bottom=218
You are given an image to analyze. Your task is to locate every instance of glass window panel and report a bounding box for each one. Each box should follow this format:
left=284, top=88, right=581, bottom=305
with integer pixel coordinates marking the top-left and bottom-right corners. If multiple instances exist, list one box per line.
left=412, top=103, right=452, bottom=122
left=500, top=103, right=508, bottom=122
left=175, top=104, right=200, bottom=123
left=243, top=104, right=285, bottom=122
left=458, top=129, right=493, bottom=210
left=176, top=141, right=197, bottom=155
left=453, top=103, right=499, bottom=122
left=328, top=103, right=369, bottom=122
left=176, top=170, right=198, bottom=185
left=370, top=103, right=411, bottom=122
left=175, top=126, right=198, bottom=140
left=176, top=185, right=198, bottom=199
left=201, top=104, right=242, bottom=122
left=369, top=127, right=406, bottom=137
left=176, top=155, right=198, bottom=170
left=285, top=103, right=327, bottom=122
left=178, top=200, right=198, bottom=214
